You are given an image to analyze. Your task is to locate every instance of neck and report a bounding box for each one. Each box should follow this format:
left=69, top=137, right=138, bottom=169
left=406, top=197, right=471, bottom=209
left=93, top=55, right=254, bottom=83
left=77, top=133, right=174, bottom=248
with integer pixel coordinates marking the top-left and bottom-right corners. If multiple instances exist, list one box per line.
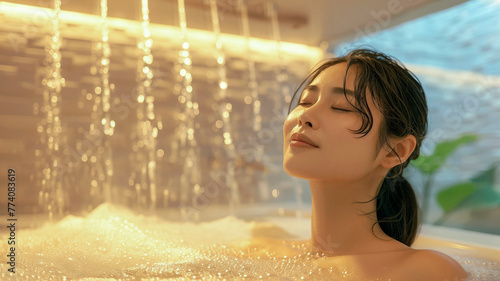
left=309, top=177, right=392, bottom=256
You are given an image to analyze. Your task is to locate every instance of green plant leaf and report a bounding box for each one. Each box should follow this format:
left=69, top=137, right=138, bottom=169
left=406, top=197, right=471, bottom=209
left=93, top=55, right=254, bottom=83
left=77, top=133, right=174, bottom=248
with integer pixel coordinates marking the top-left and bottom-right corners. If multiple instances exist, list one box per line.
left=412, top=134, right=478, bottom=174
left=456, top=165, right=500, bottom=209
left=470, top=164, right=496, bottom=187
left=437, top=182, right=477, bottom=212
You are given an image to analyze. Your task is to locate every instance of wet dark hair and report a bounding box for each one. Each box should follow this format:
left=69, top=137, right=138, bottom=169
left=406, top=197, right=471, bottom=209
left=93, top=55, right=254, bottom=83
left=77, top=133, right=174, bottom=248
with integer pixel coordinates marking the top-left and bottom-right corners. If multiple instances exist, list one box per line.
left=289, top=48, right=428, bottom=246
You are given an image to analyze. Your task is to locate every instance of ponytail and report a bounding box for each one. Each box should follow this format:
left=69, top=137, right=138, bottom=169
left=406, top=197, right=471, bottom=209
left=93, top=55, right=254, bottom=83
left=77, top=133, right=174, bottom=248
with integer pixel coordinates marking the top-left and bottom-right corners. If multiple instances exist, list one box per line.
left=376, top=168, right=419, bottom=246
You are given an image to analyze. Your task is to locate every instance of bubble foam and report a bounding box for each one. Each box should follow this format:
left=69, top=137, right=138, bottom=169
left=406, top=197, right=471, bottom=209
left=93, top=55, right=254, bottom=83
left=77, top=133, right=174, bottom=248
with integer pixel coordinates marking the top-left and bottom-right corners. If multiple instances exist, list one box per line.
left=0, top=203, right=498, bottom=280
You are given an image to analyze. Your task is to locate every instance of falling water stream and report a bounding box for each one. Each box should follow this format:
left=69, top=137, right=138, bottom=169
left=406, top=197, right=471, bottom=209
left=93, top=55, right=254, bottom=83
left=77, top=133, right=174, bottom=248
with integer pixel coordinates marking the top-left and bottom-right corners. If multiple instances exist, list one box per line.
left=267, top=2, right=291, bottom=109
left=85, top=0, right=114, bottom=206
left=238, top=0, right=267, bottom=204
left=209, top=0, right=240, bottom=209
left=25, top=0, right=315, bottom=217
left=129, top=0, right=160, bottom=210
left=175, top=0, right=203, bottom=220
left=239, top=0, right=262, bottom=134
left=36, top=0, right=65, bottom=219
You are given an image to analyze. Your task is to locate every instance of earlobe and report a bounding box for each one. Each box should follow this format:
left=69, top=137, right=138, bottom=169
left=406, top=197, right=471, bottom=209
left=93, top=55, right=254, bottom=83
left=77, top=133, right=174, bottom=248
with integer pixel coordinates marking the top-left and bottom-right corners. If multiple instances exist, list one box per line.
left=381, top=135, right=417, bottom=169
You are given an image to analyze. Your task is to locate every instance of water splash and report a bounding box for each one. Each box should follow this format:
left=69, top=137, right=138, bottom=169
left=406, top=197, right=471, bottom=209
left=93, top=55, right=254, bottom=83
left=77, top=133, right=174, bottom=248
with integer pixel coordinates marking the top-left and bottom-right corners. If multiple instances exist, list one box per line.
left=36, top=0, right=65, bottom=219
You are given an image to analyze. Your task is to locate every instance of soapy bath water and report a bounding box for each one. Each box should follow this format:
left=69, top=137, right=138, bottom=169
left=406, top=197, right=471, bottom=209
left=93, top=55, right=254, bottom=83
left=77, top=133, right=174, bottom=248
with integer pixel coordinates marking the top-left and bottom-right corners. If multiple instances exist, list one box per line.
left=0, top=203, right=498, bottom=280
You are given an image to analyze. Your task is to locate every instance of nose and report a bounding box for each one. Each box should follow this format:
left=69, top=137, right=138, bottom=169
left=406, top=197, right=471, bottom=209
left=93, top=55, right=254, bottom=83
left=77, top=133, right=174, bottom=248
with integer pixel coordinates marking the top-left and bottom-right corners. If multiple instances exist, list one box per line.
left=298, top=107, right=318, bottom=129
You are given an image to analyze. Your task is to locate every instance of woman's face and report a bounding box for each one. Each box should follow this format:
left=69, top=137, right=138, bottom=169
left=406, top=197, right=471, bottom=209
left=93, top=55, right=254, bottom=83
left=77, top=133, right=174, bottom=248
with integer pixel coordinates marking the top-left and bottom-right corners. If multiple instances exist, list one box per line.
left=283, top=63, right=386, bottom=183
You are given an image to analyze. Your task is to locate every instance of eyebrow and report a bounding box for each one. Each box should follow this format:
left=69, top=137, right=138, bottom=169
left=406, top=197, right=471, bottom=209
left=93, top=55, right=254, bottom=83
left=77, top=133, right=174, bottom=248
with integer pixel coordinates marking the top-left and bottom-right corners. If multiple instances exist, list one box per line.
left=305, top=84, right=355, bottom=97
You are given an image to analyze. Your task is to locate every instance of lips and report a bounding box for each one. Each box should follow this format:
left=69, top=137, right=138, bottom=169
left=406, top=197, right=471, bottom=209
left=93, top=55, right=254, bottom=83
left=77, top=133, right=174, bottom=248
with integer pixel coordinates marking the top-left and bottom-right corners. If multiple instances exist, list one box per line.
left=290, top=132, right=319, bottom=148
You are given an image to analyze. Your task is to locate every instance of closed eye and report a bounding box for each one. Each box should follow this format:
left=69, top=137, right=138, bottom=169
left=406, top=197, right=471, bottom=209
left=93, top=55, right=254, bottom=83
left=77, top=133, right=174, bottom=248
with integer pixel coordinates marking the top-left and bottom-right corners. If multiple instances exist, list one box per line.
left=331, top=107, right=352, bottom=112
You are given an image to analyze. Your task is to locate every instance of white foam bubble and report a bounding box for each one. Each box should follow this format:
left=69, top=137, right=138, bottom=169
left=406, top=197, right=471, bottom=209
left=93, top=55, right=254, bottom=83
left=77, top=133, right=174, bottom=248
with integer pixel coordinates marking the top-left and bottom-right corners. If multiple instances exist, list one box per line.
left=0, top=203, right=498, bottom=280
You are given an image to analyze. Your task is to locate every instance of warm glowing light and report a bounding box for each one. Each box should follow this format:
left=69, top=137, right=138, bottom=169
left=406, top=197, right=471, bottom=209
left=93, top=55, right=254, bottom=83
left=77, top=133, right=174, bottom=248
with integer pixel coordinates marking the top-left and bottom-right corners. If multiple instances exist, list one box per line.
left=244, top=96, right=252, bottom=104
left=137, top=94, right=145, bottom=103
left=156, top=149, right=164, bottom=157
left=215, top=120, right=223, bottom=128
left=0, top=3, right=322, bottom=62
left=143, top=55, right=152, bottom=64
left=272, top=189, right=279, bottom=198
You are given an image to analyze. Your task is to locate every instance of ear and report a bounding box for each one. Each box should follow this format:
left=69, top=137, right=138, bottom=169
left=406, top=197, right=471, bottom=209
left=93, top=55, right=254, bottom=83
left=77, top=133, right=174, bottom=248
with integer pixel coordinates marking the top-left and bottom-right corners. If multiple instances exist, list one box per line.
left=380, top=135, right=417, bottom=169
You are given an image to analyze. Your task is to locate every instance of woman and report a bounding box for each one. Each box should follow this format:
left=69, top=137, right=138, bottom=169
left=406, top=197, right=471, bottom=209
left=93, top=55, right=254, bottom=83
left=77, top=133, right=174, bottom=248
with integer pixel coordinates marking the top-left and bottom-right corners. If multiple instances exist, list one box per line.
left=283, top=49, right=468, bottom=280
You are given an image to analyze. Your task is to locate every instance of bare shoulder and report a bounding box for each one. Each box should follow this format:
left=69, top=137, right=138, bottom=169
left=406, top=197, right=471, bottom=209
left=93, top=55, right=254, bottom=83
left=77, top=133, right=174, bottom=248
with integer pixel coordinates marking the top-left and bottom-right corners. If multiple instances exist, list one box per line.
left=402, top=249, right=469, bottom=280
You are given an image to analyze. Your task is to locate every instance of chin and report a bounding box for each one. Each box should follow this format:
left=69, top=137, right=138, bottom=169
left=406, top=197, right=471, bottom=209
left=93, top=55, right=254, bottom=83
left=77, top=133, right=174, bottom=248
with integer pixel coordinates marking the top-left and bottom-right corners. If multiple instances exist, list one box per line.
left=283, top=161, right=316, bottom=180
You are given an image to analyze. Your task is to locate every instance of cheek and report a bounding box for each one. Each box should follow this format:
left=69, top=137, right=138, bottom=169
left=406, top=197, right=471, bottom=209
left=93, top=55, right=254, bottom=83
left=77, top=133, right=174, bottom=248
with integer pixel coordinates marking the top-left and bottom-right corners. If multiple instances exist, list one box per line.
left=283, top=112, right=298, bottom=135
left=318, top=126, right=379, bottom=176
left=343, top=113, right=363, bottom=133
left=283, top=115, right=294, bottom=154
